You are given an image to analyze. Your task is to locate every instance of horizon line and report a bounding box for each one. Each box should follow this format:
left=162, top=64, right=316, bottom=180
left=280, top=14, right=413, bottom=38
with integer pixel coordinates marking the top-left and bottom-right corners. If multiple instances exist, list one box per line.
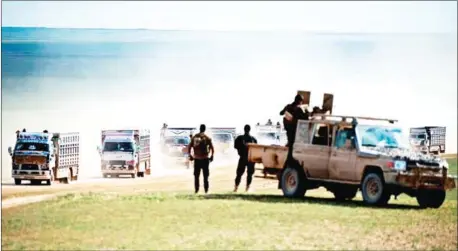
left=2, top=26, right=456, bottom=35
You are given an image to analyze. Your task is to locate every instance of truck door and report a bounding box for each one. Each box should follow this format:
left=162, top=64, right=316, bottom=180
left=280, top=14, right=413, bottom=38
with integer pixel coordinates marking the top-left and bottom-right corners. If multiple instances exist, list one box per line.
left=328, top=126, right=357, bottom=181
left=293, top=121, right=330, bottom=179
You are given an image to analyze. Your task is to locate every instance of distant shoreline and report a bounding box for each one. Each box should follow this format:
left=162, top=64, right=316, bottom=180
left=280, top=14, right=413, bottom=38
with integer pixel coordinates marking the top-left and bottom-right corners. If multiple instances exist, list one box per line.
left=1, top=26, right=454, bottom=36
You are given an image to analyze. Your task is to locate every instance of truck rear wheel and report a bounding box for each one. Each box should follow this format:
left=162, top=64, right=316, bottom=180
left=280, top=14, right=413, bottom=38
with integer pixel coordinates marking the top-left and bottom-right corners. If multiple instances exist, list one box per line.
left=281, top=165, right=307, bottom=198
left=46, top=179, right=52, bottom=186
left=361, top=172, right=390, bottom=206
left=416, top=189, right=446, bottom=208
left=14, top=179, right=21, bottom=185
left=64, top=169, right=72, bottom=184
left=131, top=173, right=136, bottom=179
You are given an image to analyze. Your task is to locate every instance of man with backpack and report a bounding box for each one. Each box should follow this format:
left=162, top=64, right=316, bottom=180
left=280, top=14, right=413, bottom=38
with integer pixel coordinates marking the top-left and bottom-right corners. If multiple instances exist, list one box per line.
left=188, top=124, right=214, bottom=194
left=233, top=124, right=258, bottom=192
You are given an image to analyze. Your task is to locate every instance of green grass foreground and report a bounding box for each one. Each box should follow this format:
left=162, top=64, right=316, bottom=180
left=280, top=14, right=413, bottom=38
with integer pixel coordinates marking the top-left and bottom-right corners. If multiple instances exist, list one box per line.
left=2, top=159, right=457, bottom=250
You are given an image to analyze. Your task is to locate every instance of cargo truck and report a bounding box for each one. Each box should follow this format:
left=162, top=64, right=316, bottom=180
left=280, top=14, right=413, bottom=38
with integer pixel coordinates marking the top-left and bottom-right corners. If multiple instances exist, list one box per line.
left=160, top=126, right=196, bottom=168
left=409, top=126, right=446, bottom=155
left=97, top=129, right=151, bottom=178
left=8, top=131, right=80, bottom=185
left=209, top=127, right=236, bottom=155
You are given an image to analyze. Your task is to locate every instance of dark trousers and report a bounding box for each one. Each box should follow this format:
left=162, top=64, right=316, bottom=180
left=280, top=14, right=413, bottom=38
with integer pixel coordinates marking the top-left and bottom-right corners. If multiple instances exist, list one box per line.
left=194, top=158, right=210, bottom=193
left=235, top=157, right=255, bottom=187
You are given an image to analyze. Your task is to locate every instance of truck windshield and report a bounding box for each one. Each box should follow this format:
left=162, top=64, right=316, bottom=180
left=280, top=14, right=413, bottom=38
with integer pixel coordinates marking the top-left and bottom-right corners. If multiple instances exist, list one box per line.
left=356, top=125, right=411, bottom=149
left=411, top=134, right=426, bottom=139
left=103, top=142, right=134, bottom=152
left=165, top=137, right=190, bottom=145
left=258, top=132, right=277, bottom=140
left=213, top=134, right=232, bottom=143
left=15, top=143, right=49, bottom=152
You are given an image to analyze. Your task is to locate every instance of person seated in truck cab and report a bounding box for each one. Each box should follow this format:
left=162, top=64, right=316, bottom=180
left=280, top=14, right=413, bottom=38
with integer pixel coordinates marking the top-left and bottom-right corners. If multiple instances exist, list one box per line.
left=336, top=128, right=356, bottom=149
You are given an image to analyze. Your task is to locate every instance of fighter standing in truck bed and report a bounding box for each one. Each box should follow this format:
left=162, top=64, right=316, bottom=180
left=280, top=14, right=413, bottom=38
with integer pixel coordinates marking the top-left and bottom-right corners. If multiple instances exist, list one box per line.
left=233, top=124, right=258, bottom=192
left=188, top=124, right=214, bottom=194
left=279, top=94, right=309, bottom=147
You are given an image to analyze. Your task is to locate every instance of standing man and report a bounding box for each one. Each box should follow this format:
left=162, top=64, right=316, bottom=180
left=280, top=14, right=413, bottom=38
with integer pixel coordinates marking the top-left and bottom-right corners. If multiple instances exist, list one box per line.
left=233, top=124, right=258, bottom=192
left=188, top=124, right=214, bottom=194
left=279, top=94, right=309, bottom=147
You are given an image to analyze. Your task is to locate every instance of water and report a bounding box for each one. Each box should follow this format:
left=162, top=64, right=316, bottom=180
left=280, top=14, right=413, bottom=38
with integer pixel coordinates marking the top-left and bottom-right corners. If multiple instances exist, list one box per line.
left=2, top=27, right=457, bottom=181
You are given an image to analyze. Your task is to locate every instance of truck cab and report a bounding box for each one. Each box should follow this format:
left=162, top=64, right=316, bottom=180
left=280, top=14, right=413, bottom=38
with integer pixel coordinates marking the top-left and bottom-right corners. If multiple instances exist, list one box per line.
left=409, top=126, right=446, bottom=155
left=98, top=130, right=150, bottom=178
left=254, top=124, right=284, bottom=146
left=159, top=126, right=196, bottom=167
left=8, top=132, right=54, bottom=185
left=209, top=127, right=236, bottom=155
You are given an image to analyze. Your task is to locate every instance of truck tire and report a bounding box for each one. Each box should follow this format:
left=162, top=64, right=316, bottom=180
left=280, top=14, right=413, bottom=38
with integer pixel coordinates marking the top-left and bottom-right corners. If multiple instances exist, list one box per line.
left=416, top=189, right=446, bottom=208
left=137, top=172, right=144, bottom=178
left=131, top=173, right=136, bottom=179
left=281, top=165, right=307, bottom=198
left=333, top=187, right=358, bottom=201
left=103, top=174, right=108, bottom=178
left=64, top=170, right=72, bottom=184
left=14, top=179, right=21, bottom=185
left=46, top=179, right=52, bottom=186
left=361, top=172, right=390, bottom=206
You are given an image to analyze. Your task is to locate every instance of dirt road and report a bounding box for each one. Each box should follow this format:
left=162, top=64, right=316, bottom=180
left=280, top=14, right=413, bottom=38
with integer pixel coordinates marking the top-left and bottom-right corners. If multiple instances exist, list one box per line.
left=1, top=161, right=278, bottom=208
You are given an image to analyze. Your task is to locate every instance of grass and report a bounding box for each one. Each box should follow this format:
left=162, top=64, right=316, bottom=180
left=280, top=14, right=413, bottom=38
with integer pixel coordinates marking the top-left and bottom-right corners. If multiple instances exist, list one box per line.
left=2, top=189, right=457, bottom=250
left=2, top=160, right=457, bottom=250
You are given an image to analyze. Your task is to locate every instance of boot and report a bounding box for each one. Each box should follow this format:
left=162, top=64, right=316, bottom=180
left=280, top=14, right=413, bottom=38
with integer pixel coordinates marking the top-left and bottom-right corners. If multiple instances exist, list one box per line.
left=245, top=185, right=251, bottom=192
left=233, top=185, right=238, bottom=192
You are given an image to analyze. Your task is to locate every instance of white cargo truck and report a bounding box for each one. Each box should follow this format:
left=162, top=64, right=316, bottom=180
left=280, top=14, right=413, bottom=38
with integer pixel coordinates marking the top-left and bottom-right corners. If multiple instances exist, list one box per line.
left=97, top=129, right=151, bottom=178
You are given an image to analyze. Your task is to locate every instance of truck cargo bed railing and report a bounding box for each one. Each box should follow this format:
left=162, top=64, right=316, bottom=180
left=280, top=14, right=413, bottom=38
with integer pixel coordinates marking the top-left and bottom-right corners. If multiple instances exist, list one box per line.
left=310, top=114, right=398, bottom=123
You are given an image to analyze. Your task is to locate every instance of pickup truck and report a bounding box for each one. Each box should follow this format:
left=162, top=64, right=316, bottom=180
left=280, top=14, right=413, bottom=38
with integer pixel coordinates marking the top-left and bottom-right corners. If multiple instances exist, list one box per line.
left=247, top=114, right=456, bottom=208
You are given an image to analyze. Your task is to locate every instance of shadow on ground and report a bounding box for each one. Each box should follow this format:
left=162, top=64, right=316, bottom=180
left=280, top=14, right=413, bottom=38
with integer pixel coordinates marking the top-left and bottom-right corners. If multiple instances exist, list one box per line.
left=178, top=193, right=421, bottom=210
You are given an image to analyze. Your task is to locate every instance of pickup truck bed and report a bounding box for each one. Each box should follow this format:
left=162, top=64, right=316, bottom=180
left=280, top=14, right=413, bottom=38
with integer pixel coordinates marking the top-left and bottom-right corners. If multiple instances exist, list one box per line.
left=247, top=143, right=288, bottom=177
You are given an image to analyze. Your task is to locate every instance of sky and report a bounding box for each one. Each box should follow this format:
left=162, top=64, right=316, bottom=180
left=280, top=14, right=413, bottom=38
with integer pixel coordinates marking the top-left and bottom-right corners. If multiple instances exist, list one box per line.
left=1, top=1, right=457, bottom=33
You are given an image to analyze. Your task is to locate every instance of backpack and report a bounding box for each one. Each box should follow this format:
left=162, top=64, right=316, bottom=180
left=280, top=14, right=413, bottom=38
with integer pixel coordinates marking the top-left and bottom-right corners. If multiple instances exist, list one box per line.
left=193, top=134, right=209, bottom=155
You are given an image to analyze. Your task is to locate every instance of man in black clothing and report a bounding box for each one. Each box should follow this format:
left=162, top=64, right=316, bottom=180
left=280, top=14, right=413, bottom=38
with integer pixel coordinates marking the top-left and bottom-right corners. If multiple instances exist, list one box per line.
left=279, top=94, right=309, bottom=147
left=188, top=124, right=214, bottom=194
left=233, top=124, right=258, bottom=192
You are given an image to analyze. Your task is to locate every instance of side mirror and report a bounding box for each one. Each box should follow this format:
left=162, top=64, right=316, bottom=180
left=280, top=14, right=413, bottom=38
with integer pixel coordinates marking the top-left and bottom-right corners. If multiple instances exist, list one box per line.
left=136, top=146, right=141, bottom=152
left=8, top=146, right=13, bottom=156
left=97, top=146, right=102, bottom=155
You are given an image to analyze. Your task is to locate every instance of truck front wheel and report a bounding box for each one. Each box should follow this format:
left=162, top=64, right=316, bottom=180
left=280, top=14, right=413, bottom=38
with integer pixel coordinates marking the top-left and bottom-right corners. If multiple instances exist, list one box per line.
left=281, top=166, right=307, bottom=198
left=361, top=172, right=390, bottom=206
left=416, top=189, right=446, bottom=208
left=14, top=179, right=21, bottom=185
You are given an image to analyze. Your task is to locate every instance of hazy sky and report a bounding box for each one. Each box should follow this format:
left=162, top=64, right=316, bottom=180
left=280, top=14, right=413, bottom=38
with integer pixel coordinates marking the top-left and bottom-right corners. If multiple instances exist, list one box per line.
left=2, top=1, right=457, bottom=33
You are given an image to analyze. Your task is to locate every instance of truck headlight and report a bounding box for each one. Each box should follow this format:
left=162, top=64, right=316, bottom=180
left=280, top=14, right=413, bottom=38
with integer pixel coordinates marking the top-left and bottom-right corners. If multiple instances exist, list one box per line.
left=387, top=160, right=406, bottom=171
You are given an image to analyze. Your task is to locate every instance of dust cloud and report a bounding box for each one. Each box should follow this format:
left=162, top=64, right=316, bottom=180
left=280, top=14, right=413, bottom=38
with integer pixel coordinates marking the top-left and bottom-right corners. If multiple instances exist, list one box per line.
left=2, top=32, right=457, bottom=182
